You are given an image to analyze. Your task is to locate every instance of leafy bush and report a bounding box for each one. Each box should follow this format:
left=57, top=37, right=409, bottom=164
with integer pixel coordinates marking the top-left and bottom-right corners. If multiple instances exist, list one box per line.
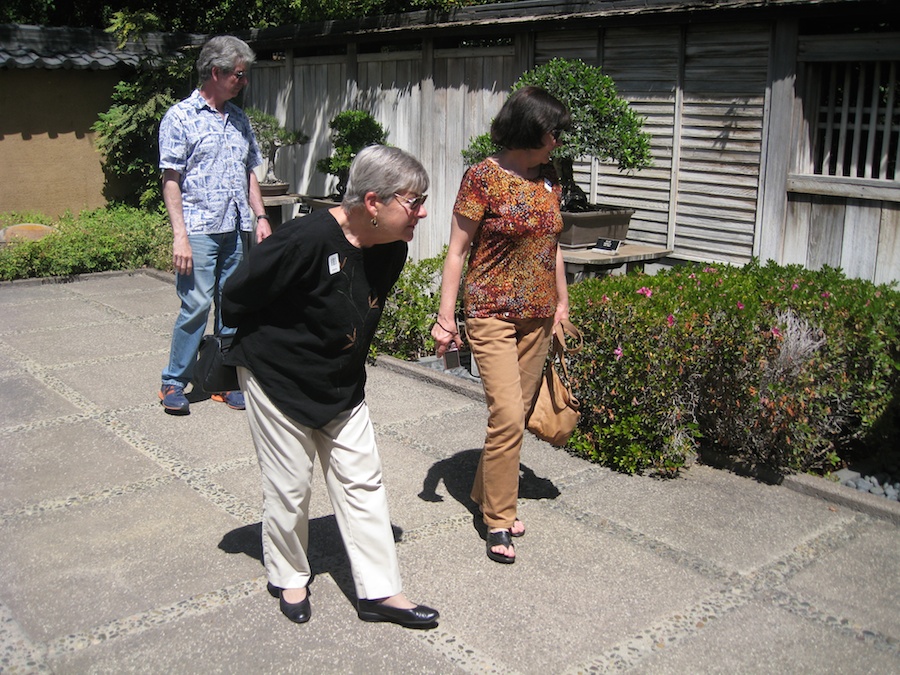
left=91, top=27, right=194, bottom=210
left=316, top=110, right=388, bottom=198
left=0, top=206, right=172, bottom=281
left=462, top=58, right=652, bottom=211
left=372, top=249, right=446, bottom=361
left=567, top=260, right=900, bottom=477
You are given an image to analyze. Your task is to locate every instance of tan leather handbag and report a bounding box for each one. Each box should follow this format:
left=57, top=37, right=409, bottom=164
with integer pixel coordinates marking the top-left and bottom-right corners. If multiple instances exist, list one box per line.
left=526, top=319, right=583, bottom=446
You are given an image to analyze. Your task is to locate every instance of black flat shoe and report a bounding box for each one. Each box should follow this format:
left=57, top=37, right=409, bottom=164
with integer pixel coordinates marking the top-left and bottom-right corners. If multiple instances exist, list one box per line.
left=357, top=599, right=439, bottom=628
left=486, top=529, right=515, bottom=564
left=270, top=584, right=311, bottom=624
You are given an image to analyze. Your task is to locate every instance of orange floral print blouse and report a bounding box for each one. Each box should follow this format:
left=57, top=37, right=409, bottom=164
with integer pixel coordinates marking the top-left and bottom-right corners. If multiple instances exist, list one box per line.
left=453, top=158, right=563, bottom=319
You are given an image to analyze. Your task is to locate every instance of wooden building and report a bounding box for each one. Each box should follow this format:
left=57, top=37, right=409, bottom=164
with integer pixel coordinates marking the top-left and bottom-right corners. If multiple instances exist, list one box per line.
left=241, top=0, right=900, bottom=283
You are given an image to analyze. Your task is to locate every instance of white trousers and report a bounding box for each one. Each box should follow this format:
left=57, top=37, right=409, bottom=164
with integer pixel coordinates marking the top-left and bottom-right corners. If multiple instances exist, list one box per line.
left=238, top=367, right=402, bottom=600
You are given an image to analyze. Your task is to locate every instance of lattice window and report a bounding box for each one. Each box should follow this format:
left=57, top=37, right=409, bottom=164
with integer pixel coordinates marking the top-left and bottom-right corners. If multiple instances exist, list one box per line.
left=810, top=60, right=899, bottom=181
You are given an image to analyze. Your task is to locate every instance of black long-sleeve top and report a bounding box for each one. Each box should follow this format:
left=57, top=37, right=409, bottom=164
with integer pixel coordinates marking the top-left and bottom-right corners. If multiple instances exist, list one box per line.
left=221, top=209, right=407, bottom=428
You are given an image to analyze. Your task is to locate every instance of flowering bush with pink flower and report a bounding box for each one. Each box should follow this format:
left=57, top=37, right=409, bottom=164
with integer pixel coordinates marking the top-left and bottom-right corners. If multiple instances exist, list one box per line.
left=565, top=260, right=900, bottom=476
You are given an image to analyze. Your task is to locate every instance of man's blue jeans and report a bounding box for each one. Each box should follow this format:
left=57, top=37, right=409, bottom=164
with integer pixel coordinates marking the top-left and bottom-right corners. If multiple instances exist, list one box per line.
left=162, top=231, right=243, bottom=388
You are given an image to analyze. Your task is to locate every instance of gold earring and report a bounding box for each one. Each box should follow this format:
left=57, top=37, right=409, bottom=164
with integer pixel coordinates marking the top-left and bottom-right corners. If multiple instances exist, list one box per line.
left=371, top=216, right=378, bottom=228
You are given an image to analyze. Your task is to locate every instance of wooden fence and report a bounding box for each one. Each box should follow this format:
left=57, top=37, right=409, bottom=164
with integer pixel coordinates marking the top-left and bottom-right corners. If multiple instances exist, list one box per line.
left=244, top=18, right=900, bottom=284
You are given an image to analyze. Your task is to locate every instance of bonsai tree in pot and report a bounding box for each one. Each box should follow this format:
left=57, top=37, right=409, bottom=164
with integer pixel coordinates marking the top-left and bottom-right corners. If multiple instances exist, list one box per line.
left=246, top=107, right=309, bottom=194
left=463, top=58, right=652, bottom=242
left=316, top=109, right=388, bottom=200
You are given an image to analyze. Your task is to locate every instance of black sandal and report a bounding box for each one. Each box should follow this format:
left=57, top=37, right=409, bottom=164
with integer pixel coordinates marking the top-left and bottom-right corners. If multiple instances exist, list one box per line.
left=486, top=529, right=515, bottom=564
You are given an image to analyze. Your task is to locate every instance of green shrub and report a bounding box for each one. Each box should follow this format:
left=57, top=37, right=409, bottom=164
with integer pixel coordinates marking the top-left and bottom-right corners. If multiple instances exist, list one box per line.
left=316, top=110, right=388, bottom=199
left=372, top=249, right=446, bottom=361
left=0, top=206, right=172, bottom=281
left=567, top=260, right=900, bottom=476
left=91, top=22, right=194, bottom=211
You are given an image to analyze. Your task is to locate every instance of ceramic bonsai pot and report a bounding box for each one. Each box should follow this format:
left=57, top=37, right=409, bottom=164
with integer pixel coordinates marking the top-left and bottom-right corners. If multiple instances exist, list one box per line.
left=559, top=207, right=635, bottom=249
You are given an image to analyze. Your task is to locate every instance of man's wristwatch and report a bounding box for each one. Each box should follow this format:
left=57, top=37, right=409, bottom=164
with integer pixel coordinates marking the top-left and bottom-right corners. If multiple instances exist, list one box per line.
left=256, top=214, right=269, bottom=221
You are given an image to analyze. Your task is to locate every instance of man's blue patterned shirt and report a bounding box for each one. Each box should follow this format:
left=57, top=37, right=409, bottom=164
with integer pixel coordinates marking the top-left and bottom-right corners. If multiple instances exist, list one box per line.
left=159, top=90, right=262, bottom=234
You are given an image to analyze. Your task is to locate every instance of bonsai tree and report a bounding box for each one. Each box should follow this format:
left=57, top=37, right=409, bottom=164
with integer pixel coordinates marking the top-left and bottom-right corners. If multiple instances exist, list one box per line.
left=462, top=58, right=652, bottom=212
left=316, top=110, right=388, bottom=198
left=246, top=107, right=309, bottom=185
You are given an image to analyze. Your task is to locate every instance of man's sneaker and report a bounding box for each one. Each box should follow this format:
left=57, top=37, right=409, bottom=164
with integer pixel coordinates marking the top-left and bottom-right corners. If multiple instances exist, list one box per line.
left=159, top=384, right=190, bottom=415
left=211, top=390, right=245, bottom=410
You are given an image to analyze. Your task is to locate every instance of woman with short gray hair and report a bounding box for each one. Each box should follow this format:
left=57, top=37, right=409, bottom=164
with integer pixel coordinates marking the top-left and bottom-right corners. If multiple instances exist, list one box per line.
left=222, top=145, right=438, bottom=629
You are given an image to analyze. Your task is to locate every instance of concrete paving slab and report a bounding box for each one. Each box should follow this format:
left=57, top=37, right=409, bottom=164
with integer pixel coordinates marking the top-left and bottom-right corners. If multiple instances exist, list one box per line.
left=784, top=517, right=900, bottom=638
left=0, top=370, right=81, bottom=425
left=0, top=348, right=19, bottom=375
left=1, top=295, right=121, bottom=332
left=366, top=364, right=480, bottom=424
left=376, top=435, right=473, bottom=529
left=88, top=285, right=179, bottom=319
left=47, top=576, right=466, bottom=674
left=2, top=321, right=165, bottom=367
left=53, top=351, right=169, bottom=410
left=0, top=281, right=73, bottom=306
left=398, top=504, right=718, bottom=674
left=62, top=271, right=171, bottom=297
left=631, top=600, right=900, bottom=675
left=519, top=433, right=611, bottom=490
left=0, top=481, right=260, bottom=643
left=386, top=405, right=488, bottom=460
left=561, top=464, right=857, bottom=575
left=1, top=272, right=898, bottom=673
left=113, top=402, right=256, bottom=468
left=0, top=418, right=164, bottom=512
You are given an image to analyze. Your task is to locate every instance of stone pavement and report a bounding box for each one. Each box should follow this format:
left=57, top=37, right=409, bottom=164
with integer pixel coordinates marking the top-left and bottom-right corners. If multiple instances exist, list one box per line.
left=1, top=270, right=898, bottom=674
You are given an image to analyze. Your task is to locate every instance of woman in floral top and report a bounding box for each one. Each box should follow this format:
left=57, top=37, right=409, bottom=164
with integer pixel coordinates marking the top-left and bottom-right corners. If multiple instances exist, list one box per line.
left=432, top=86, right=571, bottom=564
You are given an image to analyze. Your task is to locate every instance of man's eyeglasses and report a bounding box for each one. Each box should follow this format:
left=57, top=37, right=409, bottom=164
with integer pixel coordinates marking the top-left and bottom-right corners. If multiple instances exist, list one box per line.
left=394, top=193, right=428, bottom=211
left=231, top=70, right=248, bottom=80
left=550, top=128, right=565, bottom=141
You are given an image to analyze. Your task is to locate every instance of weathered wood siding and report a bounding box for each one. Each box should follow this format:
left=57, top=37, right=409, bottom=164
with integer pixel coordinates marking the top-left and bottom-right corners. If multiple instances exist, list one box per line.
left=777, top=33, right=900, bottom=284
left=245, top=46, right=516, bottom=261
left=243, top=19, right=900, bottom=284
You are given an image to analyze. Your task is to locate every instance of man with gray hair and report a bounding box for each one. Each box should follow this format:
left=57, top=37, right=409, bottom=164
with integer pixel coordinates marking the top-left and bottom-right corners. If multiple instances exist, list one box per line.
left=158, top=35, right=270, bottom=415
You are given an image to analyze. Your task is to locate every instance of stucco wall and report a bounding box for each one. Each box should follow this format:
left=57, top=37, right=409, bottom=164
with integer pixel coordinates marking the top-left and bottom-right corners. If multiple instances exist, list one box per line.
left=0, top=68, right=124, bottom=218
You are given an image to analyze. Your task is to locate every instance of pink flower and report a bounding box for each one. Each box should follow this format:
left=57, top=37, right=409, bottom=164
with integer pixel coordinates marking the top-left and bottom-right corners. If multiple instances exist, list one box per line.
left=601, top=294, right=609, bottom=303
left=821, top=291, right=831, bottom=299
left=791, top=283, right=799, bottom=290
left=736, top=301, right=744, bottom=310
left=614, top=346, right=623, bottom=361
left=637, top=287, right=653, bottom=298
left=667, top=314, right=675, bottom=327
left=771, top=327, right=782, bottom=338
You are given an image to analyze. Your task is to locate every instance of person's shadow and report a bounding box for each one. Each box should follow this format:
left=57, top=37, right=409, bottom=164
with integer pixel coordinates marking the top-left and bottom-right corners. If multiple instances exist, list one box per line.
left=218, top=517, right=404, bottom=608
left=418, top=448, right=560, bottom=537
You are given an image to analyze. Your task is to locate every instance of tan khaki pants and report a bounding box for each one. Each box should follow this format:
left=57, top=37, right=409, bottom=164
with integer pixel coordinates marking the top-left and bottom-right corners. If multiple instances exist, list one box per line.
left=466, top=317, right=553, bottom=529
left=238, top=367, right=402, bottom=600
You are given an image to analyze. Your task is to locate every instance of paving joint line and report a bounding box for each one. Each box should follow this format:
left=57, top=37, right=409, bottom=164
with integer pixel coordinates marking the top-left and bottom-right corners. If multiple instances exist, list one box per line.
left=564, top=513, right=874, bottom=672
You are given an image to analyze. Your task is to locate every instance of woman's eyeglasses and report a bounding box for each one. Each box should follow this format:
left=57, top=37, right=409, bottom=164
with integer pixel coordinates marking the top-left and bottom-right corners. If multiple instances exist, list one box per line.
left=394, top=193, right=428, bottom=210
left=231, top=70, right=248, bottom=80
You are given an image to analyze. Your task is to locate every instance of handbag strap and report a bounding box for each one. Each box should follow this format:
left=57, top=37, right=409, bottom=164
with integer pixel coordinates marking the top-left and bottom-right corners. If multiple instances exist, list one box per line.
left=553, top=319, right=583, bottom=355
left=551, top=320, right=580, bottom=404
